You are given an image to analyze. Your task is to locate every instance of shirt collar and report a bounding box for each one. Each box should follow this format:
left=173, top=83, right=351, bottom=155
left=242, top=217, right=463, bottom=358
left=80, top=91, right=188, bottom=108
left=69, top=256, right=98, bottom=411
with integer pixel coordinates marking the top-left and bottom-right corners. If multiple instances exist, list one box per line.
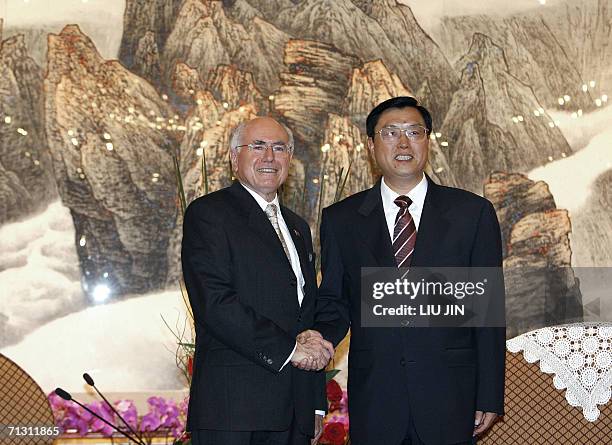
left=380, top=174, right=428, bottom=209
left=239, top=182, right=280, bottom=212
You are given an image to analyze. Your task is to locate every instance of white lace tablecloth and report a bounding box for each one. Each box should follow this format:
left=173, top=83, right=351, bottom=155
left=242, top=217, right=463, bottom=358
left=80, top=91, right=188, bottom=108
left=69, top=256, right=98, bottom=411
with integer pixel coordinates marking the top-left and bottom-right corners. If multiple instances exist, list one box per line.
left=507, top=322, right=612, bottom=422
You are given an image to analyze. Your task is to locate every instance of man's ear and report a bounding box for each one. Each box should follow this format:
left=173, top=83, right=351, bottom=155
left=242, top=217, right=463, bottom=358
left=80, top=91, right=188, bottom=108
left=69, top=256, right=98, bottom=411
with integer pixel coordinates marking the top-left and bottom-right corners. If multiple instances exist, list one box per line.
left=229, top=150, right=238, bottom=172
left=367, top=137, right=375, bottom=157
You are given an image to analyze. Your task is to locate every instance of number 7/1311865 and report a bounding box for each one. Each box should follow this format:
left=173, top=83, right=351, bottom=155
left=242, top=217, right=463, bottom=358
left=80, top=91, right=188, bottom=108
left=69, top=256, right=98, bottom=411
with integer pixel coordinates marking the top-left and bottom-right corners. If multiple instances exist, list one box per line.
left=2, top=425, right=61, bottom=437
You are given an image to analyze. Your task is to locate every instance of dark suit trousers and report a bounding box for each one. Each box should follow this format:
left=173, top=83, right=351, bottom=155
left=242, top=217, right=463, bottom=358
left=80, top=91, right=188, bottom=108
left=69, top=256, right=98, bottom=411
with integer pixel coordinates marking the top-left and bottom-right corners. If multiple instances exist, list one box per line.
left=401, top=432, right=476, bottom=445
left=191, top=416, right=309, bottom=445
left=399, top=410, right=476, bottom=445
left=401, top=427, right=476, bottom=445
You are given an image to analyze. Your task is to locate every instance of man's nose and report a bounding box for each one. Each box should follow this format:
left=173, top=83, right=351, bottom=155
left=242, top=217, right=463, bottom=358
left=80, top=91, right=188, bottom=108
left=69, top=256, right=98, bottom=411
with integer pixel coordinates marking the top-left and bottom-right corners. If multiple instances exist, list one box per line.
left=398, top=131, right=410, bottom=147
left=261, top=145, right=275, bottom=161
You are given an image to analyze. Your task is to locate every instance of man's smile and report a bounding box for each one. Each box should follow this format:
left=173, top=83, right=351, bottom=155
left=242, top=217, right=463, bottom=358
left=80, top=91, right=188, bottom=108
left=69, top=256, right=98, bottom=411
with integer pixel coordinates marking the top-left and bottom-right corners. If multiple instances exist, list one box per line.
left=256, top=166, right=280, bottom=173
left=394, top=154, right=414, bottom=161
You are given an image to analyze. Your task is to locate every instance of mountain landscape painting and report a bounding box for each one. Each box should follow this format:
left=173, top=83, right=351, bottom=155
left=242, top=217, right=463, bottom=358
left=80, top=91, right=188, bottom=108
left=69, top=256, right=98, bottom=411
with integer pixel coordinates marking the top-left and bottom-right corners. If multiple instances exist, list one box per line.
left=0, top=0, right=610, bottom=392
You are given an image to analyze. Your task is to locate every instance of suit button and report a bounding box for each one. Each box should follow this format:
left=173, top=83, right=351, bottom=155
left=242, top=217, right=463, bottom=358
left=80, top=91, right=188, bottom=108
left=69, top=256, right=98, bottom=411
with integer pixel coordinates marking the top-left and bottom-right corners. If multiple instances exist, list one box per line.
left=267, top=359, right=273, bottom=365
left=400, top=358, right=406, bottom=367
left=289, top=278, right=297, bottom=287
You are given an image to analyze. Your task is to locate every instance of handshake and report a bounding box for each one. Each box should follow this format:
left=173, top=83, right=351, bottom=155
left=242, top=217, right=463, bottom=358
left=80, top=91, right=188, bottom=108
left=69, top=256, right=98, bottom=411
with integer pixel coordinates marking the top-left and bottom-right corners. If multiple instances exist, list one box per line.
left=291, top=330, right=335, bottom=371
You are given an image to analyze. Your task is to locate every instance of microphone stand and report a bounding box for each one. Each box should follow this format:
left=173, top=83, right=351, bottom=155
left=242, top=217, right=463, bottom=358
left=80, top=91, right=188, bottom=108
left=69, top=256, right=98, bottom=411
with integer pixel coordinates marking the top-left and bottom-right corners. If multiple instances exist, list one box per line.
left=54, top=388, right=145, bottom=445
left=82, top=373, right=144, bottom=443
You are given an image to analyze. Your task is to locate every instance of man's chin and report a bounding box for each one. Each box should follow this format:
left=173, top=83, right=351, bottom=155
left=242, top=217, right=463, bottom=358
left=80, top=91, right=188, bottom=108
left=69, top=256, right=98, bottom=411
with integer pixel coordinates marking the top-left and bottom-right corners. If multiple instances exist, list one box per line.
left=254, top=184, right=281, bottom=196
left=391, top=167, right=422, bottom=177
left=255, top=179, right=281, bottom=189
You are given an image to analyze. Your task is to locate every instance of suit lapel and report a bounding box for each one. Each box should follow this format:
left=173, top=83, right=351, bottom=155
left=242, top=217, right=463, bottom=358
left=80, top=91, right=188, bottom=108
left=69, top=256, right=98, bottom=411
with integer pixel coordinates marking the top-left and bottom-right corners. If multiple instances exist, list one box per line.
left=357, top=181, right=396, bottom=267
left=281, top=207, right=311, bottom=282
left=281, top=207, right=311, bottom=313
left=228, top=182, right=292, bottom=268
left=411, top=178, right=451, bottom=267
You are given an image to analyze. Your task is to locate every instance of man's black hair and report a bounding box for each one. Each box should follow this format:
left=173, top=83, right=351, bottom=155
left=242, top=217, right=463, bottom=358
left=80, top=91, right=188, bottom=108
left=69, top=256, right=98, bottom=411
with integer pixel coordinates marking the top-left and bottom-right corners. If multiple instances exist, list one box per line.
left=365, top=96, right=433, bottom=138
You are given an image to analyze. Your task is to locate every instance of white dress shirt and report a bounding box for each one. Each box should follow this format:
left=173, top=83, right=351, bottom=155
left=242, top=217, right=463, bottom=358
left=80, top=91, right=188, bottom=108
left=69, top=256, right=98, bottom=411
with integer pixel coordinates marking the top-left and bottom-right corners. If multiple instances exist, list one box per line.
left=380, top=174, right=428, bottom=241
left=240, top=183, right=305, bottom=306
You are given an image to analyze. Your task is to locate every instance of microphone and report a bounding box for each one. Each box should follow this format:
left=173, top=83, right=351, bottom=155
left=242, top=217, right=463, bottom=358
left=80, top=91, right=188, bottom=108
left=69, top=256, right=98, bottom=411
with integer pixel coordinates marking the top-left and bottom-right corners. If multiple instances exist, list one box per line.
left=54, top=387, right=72, bottom=401
left=83, top=373, right=94, bottom=386
left=54, top=388, right=144, bottom=445
left=82, top=373, right=143, bottom=443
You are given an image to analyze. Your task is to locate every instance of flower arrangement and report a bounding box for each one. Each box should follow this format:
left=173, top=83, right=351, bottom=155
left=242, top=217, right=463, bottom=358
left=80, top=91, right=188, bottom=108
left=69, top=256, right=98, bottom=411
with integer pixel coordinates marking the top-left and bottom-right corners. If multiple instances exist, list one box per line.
left=161, top=282, right=195, bottom=385
left=48, top=392, right=191, bottom=444
left=164, top=156, right=199, bottom=385
left=319, top=376, right=349, bottom=445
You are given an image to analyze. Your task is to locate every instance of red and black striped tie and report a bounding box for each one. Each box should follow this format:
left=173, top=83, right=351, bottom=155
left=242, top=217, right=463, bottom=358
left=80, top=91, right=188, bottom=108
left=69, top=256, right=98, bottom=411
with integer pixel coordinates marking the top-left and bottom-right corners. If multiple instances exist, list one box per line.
left=393, top=196, right=417, bottom=267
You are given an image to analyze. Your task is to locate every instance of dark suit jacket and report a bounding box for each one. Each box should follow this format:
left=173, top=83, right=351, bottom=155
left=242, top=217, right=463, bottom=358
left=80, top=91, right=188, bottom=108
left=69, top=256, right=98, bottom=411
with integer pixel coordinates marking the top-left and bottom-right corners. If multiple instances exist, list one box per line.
left=181, top=181, right=325, bottom=435
left=314, top=177, right=505, bottom=445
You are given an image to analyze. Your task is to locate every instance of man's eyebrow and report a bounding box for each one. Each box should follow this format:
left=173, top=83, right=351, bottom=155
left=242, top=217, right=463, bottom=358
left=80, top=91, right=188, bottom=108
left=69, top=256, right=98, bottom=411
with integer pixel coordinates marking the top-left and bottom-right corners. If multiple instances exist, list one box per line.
left=252, top=139, right=286, bottom=144
left=384, top=123, right=423, bottom=127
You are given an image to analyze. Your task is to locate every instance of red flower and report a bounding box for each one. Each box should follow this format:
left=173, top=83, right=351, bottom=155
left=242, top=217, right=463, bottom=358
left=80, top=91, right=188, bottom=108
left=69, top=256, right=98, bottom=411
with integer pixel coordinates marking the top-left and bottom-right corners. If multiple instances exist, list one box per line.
left=329, top=401, right=343, bottom=412
left=187, top=356, right=194, bottom=376
left=326, top=379, right=343, bottom=403
left=320, top=422, right=346, bottom=445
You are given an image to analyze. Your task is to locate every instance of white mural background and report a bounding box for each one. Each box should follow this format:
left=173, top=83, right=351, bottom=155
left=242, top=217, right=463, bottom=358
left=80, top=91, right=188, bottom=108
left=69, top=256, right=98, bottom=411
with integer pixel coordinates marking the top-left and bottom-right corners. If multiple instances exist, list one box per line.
left=0, top=0, right=610, bottom=395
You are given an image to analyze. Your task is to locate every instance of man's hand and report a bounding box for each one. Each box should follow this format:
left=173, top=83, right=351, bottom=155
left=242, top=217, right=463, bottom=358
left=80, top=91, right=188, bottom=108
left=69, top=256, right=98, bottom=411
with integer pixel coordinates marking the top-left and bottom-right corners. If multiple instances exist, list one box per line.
left=297, top=329, right=325, bottom=344
left=311, top=413, right=324, bottom=444
left=292, top=330, right=334, bottom=371
left=292, top=339, right=332, bottom=370
left=473, top=411, right=498, bottom=437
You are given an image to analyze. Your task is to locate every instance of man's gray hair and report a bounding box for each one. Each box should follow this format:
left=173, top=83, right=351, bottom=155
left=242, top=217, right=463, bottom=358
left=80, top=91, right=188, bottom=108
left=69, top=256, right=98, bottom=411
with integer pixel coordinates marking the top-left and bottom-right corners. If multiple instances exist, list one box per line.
left=230, top=120, right=295, bottom=153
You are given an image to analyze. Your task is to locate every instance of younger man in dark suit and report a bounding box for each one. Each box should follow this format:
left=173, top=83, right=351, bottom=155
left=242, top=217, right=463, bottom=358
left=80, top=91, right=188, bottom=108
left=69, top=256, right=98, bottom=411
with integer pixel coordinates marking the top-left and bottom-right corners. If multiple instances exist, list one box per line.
left=307, top=97, right=505, bottom=445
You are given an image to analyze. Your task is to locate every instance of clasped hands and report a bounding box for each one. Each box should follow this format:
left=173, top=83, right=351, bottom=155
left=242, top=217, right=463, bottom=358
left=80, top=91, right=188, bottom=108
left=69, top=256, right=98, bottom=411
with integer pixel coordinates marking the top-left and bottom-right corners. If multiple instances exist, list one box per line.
left=291, top=330, right=334, bottom=371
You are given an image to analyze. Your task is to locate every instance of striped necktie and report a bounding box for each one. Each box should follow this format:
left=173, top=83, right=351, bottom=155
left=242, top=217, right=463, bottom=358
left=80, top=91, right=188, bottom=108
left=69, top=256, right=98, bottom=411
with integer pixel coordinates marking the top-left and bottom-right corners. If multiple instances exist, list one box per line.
left=265, top=204, right=291, bottom=261
left=393, top=196, right=417, bottom=267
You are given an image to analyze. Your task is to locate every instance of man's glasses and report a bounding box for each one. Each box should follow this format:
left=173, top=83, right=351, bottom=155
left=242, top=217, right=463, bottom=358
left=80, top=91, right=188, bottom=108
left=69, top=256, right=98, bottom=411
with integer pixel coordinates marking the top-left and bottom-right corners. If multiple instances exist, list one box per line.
left=375, top=125, right=429, bottom=143
left=236, top=141, right=293, bottom=156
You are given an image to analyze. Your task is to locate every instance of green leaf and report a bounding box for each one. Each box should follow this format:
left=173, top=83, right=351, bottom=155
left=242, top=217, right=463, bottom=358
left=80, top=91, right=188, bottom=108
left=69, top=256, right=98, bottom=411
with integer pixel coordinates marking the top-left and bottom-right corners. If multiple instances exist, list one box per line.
left=333, top=167, right=345, bottom=203
left=337, top=160, right=352, bottom=203
left=173, top=155, right=187, bottom=216
left=325, top=369, right=341, bottom=382
left=315, top=166, right=326, bottom=274
left=201, top=149, right=208, bottom=196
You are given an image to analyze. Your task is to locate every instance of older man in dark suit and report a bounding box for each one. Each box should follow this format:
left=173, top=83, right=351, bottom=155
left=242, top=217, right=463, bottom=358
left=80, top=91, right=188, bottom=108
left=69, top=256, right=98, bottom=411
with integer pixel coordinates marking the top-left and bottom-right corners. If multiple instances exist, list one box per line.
left=305, top=97, right=505, bottom=445
left=182, top=117, right=333, bottom=445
